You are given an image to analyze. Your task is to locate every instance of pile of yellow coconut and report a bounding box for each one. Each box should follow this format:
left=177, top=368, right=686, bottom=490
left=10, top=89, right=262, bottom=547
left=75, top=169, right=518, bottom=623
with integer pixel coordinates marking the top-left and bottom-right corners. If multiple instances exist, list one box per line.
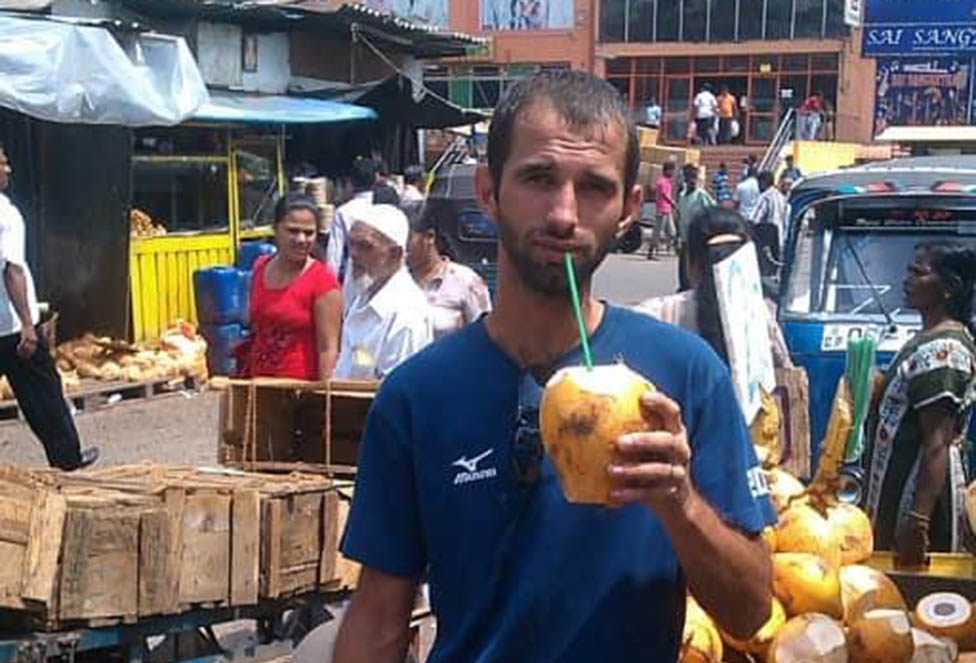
left=680, top=464, right=975, bottom=663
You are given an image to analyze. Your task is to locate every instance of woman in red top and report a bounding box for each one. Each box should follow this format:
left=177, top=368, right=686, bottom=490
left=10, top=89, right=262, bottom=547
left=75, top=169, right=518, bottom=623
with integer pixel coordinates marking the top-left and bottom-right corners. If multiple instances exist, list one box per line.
left=245, top=193, right=341, bottom=380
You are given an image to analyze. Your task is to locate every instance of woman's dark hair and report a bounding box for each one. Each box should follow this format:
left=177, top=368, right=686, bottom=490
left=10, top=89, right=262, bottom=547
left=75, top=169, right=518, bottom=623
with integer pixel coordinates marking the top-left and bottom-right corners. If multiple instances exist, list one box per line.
left=918, top=242, right=976, bottom=335
left=273, top=192, right=322, bottom=227
left=373, top=184, right=400, bottom=206
left=686, top=207, right=753, bottom=364
left=402, top=201, right=455, bottom=259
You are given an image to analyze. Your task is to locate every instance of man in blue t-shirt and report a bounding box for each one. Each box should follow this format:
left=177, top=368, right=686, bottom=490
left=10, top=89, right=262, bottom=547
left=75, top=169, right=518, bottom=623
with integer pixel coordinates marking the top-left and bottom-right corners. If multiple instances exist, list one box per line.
left=334, top=71, right=777, bottom=663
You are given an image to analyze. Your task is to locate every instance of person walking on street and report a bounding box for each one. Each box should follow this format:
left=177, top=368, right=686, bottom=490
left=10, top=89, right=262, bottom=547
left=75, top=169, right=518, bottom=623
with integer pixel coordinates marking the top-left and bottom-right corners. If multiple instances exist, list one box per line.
left=751, top=171, right=790, bottom=261
left=712, top=161, right=733, bottom=206
left=782, top=154, right=802, bottom=182
left=400, top=165, right=426, bottom=204
left=0, top=145, right=97, bottom=470
left=734, top=167, right=761, bottom=220
left=693, top=84, right=719, bottom=145
left=677, top=164, right=716, bottom=290
left=333, top=69, right=774, bottom=663
left=649, top=161, right=677, bottom=260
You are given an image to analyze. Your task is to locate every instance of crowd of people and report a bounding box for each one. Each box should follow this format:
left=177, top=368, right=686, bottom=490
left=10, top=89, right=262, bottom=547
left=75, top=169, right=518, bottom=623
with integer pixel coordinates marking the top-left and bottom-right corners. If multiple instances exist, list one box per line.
left=239, top=156, right=493, bottom=384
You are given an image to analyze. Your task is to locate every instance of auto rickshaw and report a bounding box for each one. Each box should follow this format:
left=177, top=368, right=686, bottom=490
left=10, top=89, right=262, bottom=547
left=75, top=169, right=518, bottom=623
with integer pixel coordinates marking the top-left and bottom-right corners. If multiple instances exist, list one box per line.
left=780, top=156, right=976, bottom=485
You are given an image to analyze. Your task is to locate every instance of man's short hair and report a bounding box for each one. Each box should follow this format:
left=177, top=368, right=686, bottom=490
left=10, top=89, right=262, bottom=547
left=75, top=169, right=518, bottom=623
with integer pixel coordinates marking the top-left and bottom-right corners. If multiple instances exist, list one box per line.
left=663, top=161, right=675, bottom=174
left=351, top=157, right=380, bottom=191
left=758, top=170, right=775, bottom=189
left=404, top=165, right=425, bottom=186
left=487, top=70, right=639, bottom=198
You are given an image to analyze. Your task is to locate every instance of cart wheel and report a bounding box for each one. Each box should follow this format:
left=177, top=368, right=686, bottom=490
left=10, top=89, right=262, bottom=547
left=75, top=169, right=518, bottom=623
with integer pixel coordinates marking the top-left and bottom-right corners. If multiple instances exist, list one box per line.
left=274, top=597, right=334, bottom=647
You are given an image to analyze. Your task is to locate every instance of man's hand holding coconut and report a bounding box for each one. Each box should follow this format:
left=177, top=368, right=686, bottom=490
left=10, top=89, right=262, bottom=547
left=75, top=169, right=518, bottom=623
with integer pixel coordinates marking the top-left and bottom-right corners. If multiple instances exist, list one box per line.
left=335, top=71, right=778, bottom=663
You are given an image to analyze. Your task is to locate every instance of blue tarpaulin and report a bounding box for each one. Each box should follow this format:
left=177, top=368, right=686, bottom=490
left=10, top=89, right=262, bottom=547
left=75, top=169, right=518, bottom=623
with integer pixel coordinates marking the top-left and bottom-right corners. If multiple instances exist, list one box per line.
left=194, top=91, right=376, bottom=124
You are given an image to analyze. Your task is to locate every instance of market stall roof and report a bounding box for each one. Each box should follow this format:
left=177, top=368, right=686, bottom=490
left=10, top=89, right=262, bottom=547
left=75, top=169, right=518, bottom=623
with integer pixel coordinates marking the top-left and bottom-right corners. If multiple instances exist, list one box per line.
left=875, top=126, right=976, bottom=143
left=309, top=74, right=486, bottom=129
left=194, top=91, right=376, bottom=124
left=0, top=12, right=207, bottom=126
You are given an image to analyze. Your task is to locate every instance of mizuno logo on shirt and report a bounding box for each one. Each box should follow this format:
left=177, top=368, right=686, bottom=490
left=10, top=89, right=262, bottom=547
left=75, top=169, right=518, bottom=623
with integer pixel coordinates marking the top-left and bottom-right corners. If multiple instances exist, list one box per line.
left=452, top=448, right=497, bottom=485
left=746, top=466, right=770, bottom=499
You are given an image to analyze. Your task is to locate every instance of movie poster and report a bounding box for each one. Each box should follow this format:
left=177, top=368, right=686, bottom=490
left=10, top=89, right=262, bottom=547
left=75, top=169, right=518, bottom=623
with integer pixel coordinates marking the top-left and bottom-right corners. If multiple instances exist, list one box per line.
left=481, top=0, right=574, bottom=31
left=365, top=0, right=449, bottom=26
left=874, top=56, right=974, bottom=135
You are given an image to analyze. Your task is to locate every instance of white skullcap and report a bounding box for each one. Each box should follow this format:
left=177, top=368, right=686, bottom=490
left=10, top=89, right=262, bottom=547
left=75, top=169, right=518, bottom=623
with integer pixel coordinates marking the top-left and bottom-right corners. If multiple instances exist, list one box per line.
left=351, top=204, right=409, bottom=250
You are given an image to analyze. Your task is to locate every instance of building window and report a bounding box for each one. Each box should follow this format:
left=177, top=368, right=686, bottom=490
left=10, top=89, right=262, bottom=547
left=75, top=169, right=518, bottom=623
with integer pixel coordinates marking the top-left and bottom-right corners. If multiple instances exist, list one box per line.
left=598, top=0, right=848, bottom=43
left=609, top=53, right=840, bottom=145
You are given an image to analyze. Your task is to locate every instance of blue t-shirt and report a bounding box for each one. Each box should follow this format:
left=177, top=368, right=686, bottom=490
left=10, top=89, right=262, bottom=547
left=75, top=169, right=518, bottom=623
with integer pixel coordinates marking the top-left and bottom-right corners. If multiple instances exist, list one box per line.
left=342, top=305, right=776, bottom=663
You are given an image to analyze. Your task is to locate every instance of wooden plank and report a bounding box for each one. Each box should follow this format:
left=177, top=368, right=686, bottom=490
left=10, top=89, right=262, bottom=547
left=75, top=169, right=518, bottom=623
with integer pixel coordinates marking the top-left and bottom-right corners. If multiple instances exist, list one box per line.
left=230, top=490, right=259, bottom=606
left=21, top=491, right=67, bottom=604
left=279, top=493, right=322, bottom=569
left=139, top=253, right=160, bottom=341
left=57, top=509, right=92, bottom=619
left=178, top=491, right=231, bottom=604
left=129, top=249, right=144, bottom=343
left=0, top=497, right=32, bottom=545
left=0, top=540, right=27, bottom=609
left=261, top=499, right=282, bottom=598
left=138, top=488, right=184, bottom=616
left=318, top=491, right=338, bottom=586
left=176, top=251, right=189, bottom=322
left=166, top=251, right=179, bottom=327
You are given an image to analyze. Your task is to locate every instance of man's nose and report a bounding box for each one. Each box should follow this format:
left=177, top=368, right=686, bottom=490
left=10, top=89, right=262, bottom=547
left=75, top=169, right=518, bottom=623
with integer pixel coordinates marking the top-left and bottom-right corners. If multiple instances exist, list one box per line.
left=545, top=181, right=579, bottom=237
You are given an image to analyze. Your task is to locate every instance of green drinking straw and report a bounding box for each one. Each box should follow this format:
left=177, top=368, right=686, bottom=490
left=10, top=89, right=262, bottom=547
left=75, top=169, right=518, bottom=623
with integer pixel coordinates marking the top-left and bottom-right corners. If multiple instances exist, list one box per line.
left=563, top=252, right=594, bottom=370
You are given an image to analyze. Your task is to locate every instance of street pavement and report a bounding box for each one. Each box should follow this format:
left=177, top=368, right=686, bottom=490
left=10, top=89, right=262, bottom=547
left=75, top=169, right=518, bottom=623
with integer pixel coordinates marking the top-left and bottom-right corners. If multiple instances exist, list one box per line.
left=593, top=251, right=679, bottom=305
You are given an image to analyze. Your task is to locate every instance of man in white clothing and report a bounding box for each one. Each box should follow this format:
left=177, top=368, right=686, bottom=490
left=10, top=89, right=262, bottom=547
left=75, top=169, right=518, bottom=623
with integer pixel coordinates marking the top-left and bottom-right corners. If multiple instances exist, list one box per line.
left=326, top=156, right=379, bottom=284
left=0, top=146, right=97, bottom=469
left=401, top=165, right=426, bottom=204
left=734, top=167, right=761, bottom=220
left=335, top=204, right=432, bottom=380
left=692, top=84, right=719, bottom=145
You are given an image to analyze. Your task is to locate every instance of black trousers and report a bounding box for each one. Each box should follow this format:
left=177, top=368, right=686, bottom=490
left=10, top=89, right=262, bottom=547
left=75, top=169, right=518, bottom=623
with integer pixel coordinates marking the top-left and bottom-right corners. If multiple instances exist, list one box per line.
left=0, top=329, right=82, bottom=469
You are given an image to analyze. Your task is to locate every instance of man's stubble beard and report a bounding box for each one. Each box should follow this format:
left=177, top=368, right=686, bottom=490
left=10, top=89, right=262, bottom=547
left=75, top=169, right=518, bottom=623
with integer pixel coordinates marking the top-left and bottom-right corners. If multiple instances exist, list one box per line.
left=496, top=210, right=616, bottom=297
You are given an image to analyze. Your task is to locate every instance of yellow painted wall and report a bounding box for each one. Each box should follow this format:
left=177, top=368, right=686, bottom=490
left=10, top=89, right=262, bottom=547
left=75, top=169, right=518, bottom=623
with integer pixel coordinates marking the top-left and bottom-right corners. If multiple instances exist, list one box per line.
left=792, top=140, right=858, bottom=175
left=130, top=234, right=235, bottom=342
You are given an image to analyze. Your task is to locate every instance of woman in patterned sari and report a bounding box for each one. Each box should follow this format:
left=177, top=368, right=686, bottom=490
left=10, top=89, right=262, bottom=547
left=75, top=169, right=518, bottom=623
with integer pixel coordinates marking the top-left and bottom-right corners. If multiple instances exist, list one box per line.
left=864, top=243, right=976, bottom=564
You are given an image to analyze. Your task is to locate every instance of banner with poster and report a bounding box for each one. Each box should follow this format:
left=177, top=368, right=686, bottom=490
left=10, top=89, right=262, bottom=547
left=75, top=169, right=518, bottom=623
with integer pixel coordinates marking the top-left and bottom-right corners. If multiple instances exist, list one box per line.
left=365, top=0, right=449, bottom=26
left=712, top=243, right=776, bottom=423
left=481, top=0, right=573, bottom=30
left=873, top=56, right=974, bottom=135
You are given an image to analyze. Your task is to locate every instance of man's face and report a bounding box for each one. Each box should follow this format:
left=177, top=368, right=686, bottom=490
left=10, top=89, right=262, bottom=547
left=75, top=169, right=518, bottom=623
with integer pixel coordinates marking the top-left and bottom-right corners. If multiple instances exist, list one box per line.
left=349, top=222, right=400, bottom=288
left=476, top=103, right=640, bottom=295
left=0, top=150, right=11, bottom=192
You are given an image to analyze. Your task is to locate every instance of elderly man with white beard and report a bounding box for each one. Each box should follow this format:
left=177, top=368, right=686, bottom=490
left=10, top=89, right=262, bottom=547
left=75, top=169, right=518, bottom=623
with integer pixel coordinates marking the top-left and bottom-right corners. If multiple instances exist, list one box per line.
left=334, top=204, right=433, bottom=380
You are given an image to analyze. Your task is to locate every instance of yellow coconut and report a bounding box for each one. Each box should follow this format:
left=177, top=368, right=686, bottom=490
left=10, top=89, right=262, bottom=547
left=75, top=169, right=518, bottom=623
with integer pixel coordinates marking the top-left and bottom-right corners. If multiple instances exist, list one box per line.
left=847, top=609, right=914, bottom=663
left=721, top=596, right=787, bottom=658
left=768, top=613, right=848, bottom=663
left=539, top=363, right=656, bottom=504
left=839, top=565, right=908, bottom=626
left=774, top=502, right=844, bottom=569
left=772, top=552, right=844, bottom=619
left=765, top=467, right=806, bottom=513
left=681, top=595, right=724, bottom=663
left=826, top=503, right=874, bottom=565
left=914, top=592, right=976, bottom=651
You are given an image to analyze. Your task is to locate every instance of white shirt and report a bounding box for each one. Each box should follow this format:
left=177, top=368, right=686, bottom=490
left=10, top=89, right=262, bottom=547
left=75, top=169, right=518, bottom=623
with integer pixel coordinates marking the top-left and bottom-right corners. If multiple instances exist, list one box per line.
left=326, top=191, right=373, bottom=284
left=335, top=267, right=433, bottom=380
left=0, top=194, right=38, bottom=336
left=734, top=177, right=761, bottom=220
left=401, top=185, right=425, bottom=204
left=752, top=187, right=790, bottom=251
left=693, top=90, right=718, bottom=119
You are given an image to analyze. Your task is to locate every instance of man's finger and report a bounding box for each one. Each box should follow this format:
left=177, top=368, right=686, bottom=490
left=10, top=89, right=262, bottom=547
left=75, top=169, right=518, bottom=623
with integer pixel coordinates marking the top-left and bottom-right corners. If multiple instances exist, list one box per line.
left=608, top=461, right=687, bottom=486
left=615, top=432, right=690, bottom=465
left=639, top=391, right=683, bottom=435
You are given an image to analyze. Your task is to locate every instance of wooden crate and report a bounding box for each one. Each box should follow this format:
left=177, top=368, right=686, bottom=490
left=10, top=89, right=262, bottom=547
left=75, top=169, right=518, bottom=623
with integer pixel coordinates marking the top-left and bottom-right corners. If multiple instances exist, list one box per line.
left=216, top=377, right=377, bottom=475
left=0, top=464, right=341, bottom=628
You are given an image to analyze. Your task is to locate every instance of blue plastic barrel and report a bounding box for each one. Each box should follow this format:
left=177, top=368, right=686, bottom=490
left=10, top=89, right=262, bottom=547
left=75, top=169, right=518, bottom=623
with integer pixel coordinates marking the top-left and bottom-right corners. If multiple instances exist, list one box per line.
left=199, top=323, right=246, bottom=377
left=236, top=241, right=276, bottom=271
left=194, top=267, right=248, bottom=325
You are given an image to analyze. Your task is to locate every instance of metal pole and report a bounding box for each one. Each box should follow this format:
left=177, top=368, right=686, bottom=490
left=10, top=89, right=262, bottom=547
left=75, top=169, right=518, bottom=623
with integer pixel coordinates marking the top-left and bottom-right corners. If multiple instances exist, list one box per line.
left=762, top=0, right=768, bottom=39
left=790, top=0, right=796, bottom=39
left=821, top=0, right=828, bottom=38
left=706, top=0, right=711, bottom=41
left=734, top=0, right=740, bottom=41
left=679, top=0, right=684, bottom=40
left=624, top=0, right=630, bottom=41
left=653, top=0, right=658, bottom=41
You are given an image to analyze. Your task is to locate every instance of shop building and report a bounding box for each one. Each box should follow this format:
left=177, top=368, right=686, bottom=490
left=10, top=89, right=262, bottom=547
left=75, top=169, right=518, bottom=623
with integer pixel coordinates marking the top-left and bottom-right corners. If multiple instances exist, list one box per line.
left=595, top=0, right=877, bottom=147
left=863, top=0, right=976, bottom=152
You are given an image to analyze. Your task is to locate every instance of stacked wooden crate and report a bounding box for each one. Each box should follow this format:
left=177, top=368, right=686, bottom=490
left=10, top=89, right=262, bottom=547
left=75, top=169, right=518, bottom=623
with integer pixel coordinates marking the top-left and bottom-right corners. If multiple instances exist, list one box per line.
left=215, top=377, right=377, bottom=475
left=0, top=464, right=341, bottom=629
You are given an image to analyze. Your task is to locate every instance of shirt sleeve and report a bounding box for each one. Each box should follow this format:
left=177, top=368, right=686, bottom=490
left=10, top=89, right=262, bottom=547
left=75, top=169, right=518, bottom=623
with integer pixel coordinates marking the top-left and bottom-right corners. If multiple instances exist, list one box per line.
left=462, top=272, right=493, bottom=323
left=309, top=261, right=340, bottom=297
left=0, top=205, right=24, bottom=267
left=906, top=338, right=975, bottom=410
left=340, top=387, right=427, bottom=577
left=689, top=372, right=777, bottom=534
left=325, top=214, right=346, bottom=280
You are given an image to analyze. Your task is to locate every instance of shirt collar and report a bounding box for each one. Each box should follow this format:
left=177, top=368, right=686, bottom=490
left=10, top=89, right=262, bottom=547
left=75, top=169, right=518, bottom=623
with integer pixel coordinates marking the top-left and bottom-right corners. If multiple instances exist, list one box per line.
left=363, top=267, right=415, bottom=318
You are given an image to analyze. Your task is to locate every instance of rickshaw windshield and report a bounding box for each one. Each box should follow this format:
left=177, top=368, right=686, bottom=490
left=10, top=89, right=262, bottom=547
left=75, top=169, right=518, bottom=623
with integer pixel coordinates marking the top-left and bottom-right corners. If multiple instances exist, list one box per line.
left=784, top=196, right=976, bottom=317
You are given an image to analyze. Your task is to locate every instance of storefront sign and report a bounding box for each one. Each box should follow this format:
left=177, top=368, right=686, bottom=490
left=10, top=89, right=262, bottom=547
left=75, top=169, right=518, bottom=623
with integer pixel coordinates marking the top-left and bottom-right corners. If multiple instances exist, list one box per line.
left=873, top=56, right=974, bottom=134
left=481, top=0, right=573, bottom=30
left=845, top=0, right=863, bottom=27
left=864, top=25, right=976, bottom=54
left=865, top=0, right=976, bottom=24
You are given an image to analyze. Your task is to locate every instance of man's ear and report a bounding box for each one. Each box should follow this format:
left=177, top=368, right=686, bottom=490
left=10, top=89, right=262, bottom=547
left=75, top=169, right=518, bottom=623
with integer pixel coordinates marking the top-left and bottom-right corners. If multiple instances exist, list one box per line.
left=475, top=166, right=499, bottom=219
left=616, top=184, right=643, bottom=238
